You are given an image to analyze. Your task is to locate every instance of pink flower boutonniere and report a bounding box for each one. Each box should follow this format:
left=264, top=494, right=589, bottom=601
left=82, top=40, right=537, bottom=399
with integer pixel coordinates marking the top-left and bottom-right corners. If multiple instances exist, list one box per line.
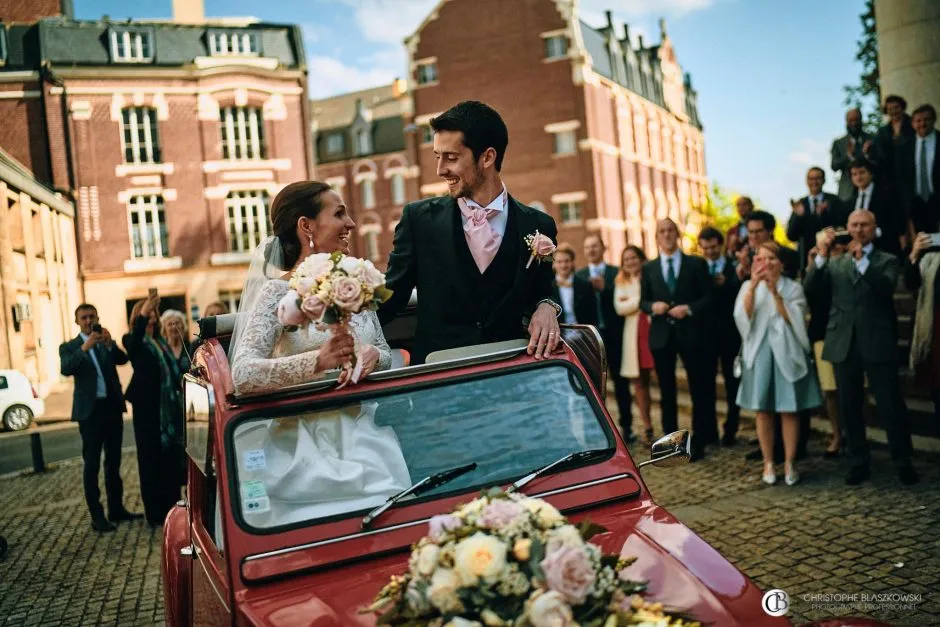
left=524, top=230, right=556, bottom=269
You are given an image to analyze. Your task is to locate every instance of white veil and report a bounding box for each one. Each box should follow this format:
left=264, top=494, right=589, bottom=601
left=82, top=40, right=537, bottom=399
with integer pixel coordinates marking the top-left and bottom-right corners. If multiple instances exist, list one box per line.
left=228, top=235, right=286, bottom=370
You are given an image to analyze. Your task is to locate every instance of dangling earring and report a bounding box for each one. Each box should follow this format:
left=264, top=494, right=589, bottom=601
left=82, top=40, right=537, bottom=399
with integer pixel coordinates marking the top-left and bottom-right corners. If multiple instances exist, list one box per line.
left=308, top=236, right=315, bottom=251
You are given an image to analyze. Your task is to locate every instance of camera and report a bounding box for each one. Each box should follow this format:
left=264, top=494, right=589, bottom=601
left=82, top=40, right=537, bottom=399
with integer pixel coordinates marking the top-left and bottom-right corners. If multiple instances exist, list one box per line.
left=832, top=230, right=853, bottom=246
left=92, top=323, right=103, bottom=334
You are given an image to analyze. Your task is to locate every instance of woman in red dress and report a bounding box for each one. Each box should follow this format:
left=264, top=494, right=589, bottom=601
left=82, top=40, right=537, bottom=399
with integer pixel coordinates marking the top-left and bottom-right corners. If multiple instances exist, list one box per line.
left=614, top=246, right=655, bottom=444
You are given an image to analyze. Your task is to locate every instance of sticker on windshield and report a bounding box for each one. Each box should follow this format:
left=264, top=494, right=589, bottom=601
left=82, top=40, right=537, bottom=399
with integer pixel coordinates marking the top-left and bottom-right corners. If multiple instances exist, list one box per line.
left=241, top=479, right=267, bottom=500
left=243, top=449, right=266, bottom=470
left=243, top=496, right=270, bottom=515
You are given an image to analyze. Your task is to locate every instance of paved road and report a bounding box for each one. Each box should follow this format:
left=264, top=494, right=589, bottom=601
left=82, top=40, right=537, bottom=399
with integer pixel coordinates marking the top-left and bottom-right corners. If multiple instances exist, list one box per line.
left=0, top=407, right=937, bottom=626
left=0, top=418, right=135, bottom=476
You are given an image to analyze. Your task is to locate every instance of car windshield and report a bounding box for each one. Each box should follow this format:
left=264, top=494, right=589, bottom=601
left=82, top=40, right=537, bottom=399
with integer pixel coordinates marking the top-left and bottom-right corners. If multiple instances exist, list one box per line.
left=229, top=363, right=613, bottom=531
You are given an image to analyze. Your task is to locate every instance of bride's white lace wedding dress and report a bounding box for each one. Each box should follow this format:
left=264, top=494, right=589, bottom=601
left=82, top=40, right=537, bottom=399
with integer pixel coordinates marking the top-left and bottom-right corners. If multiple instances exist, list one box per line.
left=228, top=280, right=410, bottom=528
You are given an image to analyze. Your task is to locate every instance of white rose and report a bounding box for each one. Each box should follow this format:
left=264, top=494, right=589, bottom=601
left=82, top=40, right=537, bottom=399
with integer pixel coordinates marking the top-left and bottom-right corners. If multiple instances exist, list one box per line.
left=453, top=533, right=508, bottom=586
left=358, top=259, right=386, bottom=288
left=337, top=255, right=363, bottom=276
left=416, top=543, right=441, bottom=577
left=428, top=568, right=463, bottom=613
left=527, top=590, right=575, bottom=627
left=545, top=525, right=584, bottom=553
left=298, top=253, right=334, bottom=281
left=522, top=498, right=564, bottom=526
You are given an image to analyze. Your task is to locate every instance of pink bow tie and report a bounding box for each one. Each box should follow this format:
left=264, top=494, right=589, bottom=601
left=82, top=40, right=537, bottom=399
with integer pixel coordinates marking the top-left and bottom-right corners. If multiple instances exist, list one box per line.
left=458, top=198, right=502, bottom=272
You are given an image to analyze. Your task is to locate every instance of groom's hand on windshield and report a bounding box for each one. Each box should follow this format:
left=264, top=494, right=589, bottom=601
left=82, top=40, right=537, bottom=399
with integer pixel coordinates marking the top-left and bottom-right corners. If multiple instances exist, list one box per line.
left=527, top=303, right=561, bottom=360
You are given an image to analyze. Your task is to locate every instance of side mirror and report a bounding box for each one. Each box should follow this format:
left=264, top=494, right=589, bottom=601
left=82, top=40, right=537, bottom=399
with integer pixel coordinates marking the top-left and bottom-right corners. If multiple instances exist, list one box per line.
left=637, top=430, right=691, bottom=469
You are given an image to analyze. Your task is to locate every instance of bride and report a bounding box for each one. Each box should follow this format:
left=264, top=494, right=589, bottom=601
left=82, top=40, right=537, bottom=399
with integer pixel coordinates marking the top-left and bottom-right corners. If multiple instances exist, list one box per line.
left=226, top=181, right=410, bottom=527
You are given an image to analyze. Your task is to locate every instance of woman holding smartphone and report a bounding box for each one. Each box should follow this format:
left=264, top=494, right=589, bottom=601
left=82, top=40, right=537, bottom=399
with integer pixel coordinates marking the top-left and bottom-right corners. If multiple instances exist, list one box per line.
left=123, top=290, right=184, bottom=526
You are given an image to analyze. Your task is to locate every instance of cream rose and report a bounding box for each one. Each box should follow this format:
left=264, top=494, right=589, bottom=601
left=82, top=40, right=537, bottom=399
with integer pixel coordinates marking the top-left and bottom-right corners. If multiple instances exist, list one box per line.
left=527, top=590, right=575, bottom=627
left=299, top=253, right=333, bottom=280
left=545, top=526, right=584, bottom=553
left=480, top=609, right=506, bottom=626
left=294, top=276, right=316, bottom=295
left=428, top=568, right=463, bottom=613
left=331, top=276, right=365, bottom=312
left=416, top=543, right=441, bottom=577
left=522, top=498, right=564, bottom=526
left=337, top=255, right=363, bottom=276
left=453, top=533, right=508, bottom=585
left=357, top=259, right=386, bottom=288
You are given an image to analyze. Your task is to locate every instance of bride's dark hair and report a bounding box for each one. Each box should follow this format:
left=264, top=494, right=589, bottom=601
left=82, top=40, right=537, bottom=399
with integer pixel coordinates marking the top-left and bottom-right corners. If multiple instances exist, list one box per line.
left=268, top=181, right=333, bottom=270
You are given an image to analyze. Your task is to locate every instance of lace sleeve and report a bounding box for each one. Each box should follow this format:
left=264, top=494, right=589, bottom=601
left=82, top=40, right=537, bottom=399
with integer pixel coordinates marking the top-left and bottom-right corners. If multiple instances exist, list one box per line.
left=230, top=281, right=321, bottom=394
left=353, top=310, right=392, bottom=372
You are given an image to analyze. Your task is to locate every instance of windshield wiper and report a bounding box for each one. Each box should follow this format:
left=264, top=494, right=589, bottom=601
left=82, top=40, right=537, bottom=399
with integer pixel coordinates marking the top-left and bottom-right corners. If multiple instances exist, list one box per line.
left=507, top=448, right=613, bottom=493
left=361, top=462, right=478, bottom=529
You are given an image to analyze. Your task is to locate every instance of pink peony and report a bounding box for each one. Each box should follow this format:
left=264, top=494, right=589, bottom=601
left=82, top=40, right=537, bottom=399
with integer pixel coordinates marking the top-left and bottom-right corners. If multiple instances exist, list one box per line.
left=277, top=290, right=305, bottom=326
left=300, top=295, right=326, bottom=320
left=478, top=499, right=524, bottom=530
left=540, top=545, right=596, bottom=605
left=531, top=233, right=556, bottom=257
left=332, top=276, right=365, bottom=312
left=428, top=514, right=461, bottom=542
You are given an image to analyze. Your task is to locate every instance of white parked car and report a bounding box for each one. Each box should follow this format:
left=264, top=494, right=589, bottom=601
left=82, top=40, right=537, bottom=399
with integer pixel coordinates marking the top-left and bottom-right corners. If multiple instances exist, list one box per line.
left=0, top=370, right=44, bottom=431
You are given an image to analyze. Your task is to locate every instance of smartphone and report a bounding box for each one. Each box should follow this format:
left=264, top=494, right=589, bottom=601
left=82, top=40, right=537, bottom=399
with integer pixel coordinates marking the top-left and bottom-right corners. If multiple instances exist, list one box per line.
left=92, top=323, right=103, bottom=333
left=928, top=233, right=940, bottom=249
left=148, top=287, right=159, bottom=300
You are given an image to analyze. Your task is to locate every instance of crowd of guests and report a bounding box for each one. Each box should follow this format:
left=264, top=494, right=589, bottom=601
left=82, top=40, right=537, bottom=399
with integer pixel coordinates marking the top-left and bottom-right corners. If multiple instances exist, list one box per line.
left=554, top=95, right=936, bottom=488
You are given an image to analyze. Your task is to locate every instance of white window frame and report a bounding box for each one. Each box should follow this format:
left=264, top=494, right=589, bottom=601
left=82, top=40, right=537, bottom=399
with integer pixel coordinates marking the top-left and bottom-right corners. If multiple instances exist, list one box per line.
left=390, top=173, right=406, bottom=205
left=543, top=35, right=568, bottom=60
left=127, top=195, right=168, bottom=259
left=326, top=133, right=345, bottom=155
left=218, top=289, right=242, bottom=314
left=559, top=201, right=583, bottom=225
left=360, top=179, right=376, bottom=209
left=553, top=130, right=577, bottom=155
left=356, top=129, right=371, bottom=155
left=220, top=106, right=265, bottom=161
left=110, top=29, right=154, bottom=63
left=208, top=30, right=260, bottom=56
left=416, top=61, right=438, bottom=85
left=120, top=107, right=160, bottom=165
left=0, top=26, right=8, bottom=66
left=225, top=190, right=270, bottom=253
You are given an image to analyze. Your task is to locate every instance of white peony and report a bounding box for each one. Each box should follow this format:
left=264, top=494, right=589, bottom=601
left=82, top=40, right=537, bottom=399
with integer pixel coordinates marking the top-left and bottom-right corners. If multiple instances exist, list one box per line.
left=416, top=543, right=441, bottom=577
left=527, top=590, right=575, bottom=627
left=298, top=253, right=333, bottom=281
left=337, top=255, right=363, bottom=276
left=428, top=568, right=463, bottom=613
left=453, top=533, right=508, bottom=585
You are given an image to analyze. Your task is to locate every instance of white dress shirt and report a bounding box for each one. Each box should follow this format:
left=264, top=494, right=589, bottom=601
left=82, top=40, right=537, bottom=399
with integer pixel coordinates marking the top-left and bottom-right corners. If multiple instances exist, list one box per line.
left=808, top=193, right=824, bottom=212
left=660, top=249, right=683, bottom=283
left=814, top=242, right=874, bottom=274
left=555, top=276, right=577, bottom=324
left=460, top=184, right=509, bottom=237
left=855, top=183, right=874, bottom=210
left=79, top=333, right=108, bottom=399
left=915, top=132, right=937, bottom=197
left=588, top=262, right=607, bottom=279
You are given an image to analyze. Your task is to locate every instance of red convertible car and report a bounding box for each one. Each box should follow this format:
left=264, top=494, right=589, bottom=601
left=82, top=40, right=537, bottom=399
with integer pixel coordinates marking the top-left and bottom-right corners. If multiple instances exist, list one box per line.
left=163, top=315, right=886, bottom=627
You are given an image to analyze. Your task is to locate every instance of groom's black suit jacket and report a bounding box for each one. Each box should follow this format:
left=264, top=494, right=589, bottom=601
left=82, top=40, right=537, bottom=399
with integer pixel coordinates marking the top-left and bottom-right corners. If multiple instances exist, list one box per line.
left=379, top=194, right=557, bottom=363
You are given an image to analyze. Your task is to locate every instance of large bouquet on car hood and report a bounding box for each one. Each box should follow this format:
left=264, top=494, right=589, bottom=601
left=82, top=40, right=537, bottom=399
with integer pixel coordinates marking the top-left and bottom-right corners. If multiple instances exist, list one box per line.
left=362, top=489, right=698, bottom=627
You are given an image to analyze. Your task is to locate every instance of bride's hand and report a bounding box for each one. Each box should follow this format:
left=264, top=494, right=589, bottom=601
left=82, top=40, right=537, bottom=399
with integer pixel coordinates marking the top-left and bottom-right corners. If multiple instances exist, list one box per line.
left=316, top=327, right=355, bottom=372
left=336, top=344, right=379, bottom=389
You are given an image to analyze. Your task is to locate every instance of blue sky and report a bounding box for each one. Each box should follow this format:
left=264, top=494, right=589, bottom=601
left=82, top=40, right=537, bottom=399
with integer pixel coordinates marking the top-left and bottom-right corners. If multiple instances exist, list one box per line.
left=75, top=0, right=871, bottom=222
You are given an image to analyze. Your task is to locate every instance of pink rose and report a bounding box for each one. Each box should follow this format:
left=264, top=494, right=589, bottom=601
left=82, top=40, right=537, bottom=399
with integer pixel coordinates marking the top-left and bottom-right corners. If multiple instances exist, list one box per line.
left=428, top=514, right=461, bottom=542
left=331, top=276, right=365, bottom=312
left=300, top=295, right=326, bottom=320
left=277, top=290, right=306, bottom=326
left=531, top=234, right=556, bottom=257
left=540, top=545, right=596, bottom=605
left=478, top=499, right=524, bottom=530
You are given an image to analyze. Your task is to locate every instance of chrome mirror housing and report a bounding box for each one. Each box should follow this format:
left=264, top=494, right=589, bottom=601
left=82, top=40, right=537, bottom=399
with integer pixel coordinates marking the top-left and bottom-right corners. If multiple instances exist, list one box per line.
left=637, top=430, right=691, bottom=469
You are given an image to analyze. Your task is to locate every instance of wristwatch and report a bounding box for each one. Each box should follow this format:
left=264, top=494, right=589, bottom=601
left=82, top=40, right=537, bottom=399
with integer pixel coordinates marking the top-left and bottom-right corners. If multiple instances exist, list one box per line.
left=537, top=299, right=563, bottom=318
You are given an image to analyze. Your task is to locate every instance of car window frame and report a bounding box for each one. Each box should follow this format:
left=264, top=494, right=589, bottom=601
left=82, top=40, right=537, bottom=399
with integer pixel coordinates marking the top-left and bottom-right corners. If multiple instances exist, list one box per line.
left=223, top=360, right=616, bottom=536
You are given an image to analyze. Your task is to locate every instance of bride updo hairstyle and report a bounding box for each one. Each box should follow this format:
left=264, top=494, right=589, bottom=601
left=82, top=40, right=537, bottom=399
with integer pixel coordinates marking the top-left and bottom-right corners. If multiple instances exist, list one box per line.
left=267, top=181, right=333, bottom=270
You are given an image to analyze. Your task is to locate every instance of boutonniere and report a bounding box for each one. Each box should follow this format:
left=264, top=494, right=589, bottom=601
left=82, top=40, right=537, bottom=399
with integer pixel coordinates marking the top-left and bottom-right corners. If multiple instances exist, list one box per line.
left=524, top=230, right=556, bottom=268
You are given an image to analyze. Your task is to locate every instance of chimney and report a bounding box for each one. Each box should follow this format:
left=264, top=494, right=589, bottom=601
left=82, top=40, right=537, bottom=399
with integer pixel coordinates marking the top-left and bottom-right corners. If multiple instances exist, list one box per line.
left=172, top=0, right=205, bottom=24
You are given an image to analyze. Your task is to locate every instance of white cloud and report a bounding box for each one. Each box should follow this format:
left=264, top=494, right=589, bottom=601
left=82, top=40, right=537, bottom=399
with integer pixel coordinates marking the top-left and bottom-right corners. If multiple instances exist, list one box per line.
left=788, top=138, right=828, bottom=167
left=308, top=56, right=400, bottom=99
left=338, top=0, right=438, bottom=45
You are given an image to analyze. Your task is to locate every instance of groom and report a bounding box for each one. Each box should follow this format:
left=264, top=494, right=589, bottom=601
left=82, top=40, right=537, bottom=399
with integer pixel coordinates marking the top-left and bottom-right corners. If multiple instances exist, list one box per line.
left=379, top=101, right=561, bottom=363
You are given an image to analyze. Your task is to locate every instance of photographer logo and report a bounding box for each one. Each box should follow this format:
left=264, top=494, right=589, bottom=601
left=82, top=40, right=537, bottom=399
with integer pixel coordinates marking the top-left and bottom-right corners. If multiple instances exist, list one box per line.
left=762, top=589, right=790, bottom=617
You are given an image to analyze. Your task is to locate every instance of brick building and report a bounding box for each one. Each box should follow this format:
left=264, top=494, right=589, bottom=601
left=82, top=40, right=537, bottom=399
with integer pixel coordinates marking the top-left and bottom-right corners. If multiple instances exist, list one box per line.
left=0, top=148, right=82, bottom=396
left=0, top=1, right=311, bottom=335
left=311, top=80, right=418, bottom=270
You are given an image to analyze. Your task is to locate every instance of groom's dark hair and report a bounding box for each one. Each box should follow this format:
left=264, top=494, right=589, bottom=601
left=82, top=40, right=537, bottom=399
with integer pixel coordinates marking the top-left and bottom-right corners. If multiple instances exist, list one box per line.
left=431, top=101, right=509, bottom=171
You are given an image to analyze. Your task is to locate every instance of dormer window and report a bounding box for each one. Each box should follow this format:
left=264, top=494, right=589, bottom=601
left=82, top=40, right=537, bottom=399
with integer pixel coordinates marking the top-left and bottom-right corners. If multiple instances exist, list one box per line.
left=356, top=129, right=372, bottom=155
left=110, top=28, right=154, bottom=63
left=209, top=30, right=260, bottom=56
left=543, top=35, right=568, bottom=60
left=326, top=133, right=345, bottom=155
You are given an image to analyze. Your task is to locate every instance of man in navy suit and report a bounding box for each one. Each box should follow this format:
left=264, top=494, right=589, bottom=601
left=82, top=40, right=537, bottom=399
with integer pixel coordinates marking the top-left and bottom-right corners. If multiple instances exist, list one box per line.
left=576, top=234, right=633, bottom=441
left=901, top=104, right=940, bottom=234
left=59, top=304, right=140, bottom=532
left=551, top=243, right=597, bottom=326
left=786, top=166, right=848, bottom=269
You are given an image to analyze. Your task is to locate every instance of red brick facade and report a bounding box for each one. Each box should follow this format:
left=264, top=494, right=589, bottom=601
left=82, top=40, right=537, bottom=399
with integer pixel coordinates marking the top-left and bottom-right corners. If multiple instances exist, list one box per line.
left=0, top=0, right=66, bottom=23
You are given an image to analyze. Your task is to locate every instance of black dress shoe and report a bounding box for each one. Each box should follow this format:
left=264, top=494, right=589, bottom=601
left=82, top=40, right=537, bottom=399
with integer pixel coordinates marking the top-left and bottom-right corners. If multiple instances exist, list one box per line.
left=720, top=433, right=736, bottom=447
left=689, top=445, right=706, bottom=462
left=845, top=466, right=871, bottom=486
left=91, top=517, right=117, bottom=533
left=110, top=509, right=143, bottom=523
left=898, top=466, right=920, bottom=486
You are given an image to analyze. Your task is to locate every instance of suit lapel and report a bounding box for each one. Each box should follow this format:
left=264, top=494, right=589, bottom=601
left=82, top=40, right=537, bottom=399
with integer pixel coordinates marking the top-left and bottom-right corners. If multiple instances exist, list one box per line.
left=651, top=258, right=669, bottom=296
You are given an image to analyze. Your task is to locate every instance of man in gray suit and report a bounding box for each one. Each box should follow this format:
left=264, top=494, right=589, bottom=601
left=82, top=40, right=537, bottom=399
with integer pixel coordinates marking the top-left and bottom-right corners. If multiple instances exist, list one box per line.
left=804, top=210, right=918, bottom=486
left=831, top=108, right=875, bottom=202
left=59, top=303, right=140, bottom=532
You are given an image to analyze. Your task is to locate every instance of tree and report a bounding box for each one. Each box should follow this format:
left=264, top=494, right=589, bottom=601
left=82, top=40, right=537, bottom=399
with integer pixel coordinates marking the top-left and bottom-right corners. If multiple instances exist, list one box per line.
left=688, top=183, right=792, bottom=252
left=843, top=0, right=881, bottom=133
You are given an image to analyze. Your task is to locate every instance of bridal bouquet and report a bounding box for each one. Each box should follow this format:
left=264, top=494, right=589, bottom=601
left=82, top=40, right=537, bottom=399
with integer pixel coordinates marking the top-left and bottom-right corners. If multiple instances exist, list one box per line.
left=362, top=490, right=698, bottom=627
left=276, top=252, right=392, bottom=377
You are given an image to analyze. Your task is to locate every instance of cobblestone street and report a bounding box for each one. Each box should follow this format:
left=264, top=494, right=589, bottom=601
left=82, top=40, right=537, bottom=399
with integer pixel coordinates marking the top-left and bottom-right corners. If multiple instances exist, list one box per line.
left=0, top=421, right=937, bottom=626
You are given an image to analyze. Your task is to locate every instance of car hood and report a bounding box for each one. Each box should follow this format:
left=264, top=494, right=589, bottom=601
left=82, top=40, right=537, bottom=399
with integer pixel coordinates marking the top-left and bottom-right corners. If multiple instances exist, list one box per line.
left=237, top=502, right=790, bottom=626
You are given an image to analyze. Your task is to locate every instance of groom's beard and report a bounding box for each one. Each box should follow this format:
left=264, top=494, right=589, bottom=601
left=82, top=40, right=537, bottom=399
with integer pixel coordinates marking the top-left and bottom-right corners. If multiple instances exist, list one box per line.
left=449, top=165, right=485, bottom=199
